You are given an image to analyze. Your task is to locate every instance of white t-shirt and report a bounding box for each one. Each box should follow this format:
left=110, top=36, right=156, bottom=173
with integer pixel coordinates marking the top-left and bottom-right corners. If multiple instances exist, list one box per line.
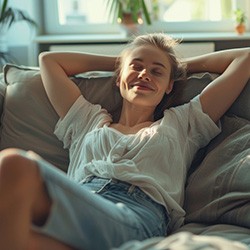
left=54, top=95, right=221, bottom=231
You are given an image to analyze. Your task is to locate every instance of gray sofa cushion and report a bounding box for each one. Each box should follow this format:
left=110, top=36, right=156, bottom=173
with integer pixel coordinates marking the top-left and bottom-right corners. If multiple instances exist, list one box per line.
left=184, top=115, right=250, bottom=229
left=1, top=65, right=68, bottom=170
left=167, top=73, right=250, bottom=121
left=0, top=64, right=120, bottom=171
left=0, top=73, right=6, bottom=123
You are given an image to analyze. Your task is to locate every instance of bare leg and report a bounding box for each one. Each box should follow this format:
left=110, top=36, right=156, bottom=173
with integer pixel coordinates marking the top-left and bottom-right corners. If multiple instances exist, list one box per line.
left=0, top=149, right=75, bottom=250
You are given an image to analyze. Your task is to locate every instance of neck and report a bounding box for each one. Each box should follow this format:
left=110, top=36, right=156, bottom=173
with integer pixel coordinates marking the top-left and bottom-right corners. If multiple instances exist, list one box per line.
left=118, top=101, right=155, bottom=127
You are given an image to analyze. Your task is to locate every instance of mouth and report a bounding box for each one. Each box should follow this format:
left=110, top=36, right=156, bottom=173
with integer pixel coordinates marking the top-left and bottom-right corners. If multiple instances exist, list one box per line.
left=130, top=81, right=155, bottom=91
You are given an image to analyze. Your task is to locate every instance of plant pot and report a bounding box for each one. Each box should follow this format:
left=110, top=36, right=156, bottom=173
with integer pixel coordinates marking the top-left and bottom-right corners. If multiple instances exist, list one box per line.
left=235, top=23, right=246, bottom=35
left=119, top=12, right=144, bottom=37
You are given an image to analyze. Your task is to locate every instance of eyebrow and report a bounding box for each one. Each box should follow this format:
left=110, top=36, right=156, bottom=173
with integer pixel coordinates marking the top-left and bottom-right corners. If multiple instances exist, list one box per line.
left=132, top=58, right=167, bottom=69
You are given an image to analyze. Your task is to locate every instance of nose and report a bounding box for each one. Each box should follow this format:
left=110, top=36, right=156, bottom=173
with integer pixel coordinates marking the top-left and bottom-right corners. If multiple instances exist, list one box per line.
left=138, top=69, right=151, bottom=81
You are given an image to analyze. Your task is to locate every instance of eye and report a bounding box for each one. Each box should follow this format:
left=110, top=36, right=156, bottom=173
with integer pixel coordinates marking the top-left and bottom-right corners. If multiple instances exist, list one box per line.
left=151, top=68, right=163, bottom=76
left=130, top=63, right=143, bottom=71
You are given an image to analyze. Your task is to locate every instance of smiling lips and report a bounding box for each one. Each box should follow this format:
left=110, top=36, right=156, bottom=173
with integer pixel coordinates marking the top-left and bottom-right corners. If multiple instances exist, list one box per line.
left=130, top=81, right=155, bottom=91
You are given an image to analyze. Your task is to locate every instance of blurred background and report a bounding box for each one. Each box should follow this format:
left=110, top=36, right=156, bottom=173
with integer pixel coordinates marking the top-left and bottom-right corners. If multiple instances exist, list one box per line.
left=1, top=0, right=250, bottom=67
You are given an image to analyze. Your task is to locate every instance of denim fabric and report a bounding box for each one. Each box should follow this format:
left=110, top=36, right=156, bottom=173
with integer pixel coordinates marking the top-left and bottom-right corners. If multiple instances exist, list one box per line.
left=84, top=176, right=170, bottom=236
left=33, top=158, right=170, bottom=250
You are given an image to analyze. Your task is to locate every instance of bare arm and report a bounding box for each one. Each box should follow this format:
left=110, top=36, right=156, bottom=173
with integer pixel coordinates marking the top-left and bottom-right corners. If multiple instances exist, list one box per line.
left=39, top=52, right=117, bottom=118
left=185, top=48, right=250, bottom=123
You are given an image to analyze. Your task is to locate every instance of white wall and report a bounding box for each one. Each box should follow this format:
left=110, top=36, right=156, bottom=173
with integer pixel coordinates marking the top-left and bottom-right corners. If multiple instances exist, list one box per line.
left=6, top=0, right=42, bottom=66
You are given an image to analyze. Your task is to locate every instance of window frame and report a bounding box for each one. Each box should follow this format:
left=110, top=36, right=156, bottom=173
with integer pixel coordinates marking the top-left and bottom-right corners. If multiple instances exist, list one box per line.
left=43, top=0, right=250, bottom=35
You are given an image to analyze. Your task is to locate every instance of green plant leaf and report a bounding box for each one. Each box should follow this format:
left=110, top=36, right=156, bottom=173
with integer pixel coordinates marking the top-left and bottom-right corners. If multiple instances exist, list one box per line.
left=106, top=0, right=118, bottom=23
left=141, top=0, right=151, bottom=25
left=106, top=0, right=152, bottom=25
left=0, top=0, right=8, bottom=20
left=234, top=8, right=246, bottom=24
left=0, top=0, right=37, bottom=30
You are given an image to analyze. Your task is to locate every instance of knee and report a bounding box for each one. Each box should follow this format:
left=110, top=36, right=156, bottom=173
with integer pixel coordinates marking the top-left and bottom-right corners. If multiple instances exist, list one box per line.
left=0, top=148, right=30, bottom=171
left=0, top=148, right=41, bottom=189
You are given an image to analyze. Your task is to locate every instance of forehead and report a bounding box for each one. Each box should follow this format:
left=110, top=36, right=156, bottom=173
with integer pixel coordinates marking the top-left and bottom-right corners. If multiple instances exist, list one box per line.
left=126, top=45, right=171, bottom=68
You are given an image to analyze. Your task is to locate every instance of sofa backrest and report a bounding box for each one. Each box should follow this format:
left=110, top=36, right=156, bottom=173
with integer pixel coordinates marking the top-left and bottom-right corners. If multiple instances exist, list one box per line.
left=0, top=64, right=250, bottom=236
left=0, top=64, right=249, bottom=172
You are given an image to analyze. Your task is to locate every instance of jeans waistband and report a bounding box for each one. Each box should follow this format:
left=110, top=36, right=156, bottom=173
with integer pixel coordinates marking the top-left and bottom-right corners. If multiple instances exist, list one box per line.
left=83, top=176, right=167, bottom=213
left=83, top=176, right=140, bottom=194
left=83, top=176, right=170, bottom=234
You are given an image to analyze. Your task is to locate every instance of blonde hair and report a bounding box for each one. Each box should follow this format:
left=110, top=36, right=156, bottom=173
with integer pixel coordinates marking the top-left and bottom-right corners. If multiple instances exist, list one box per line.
left=117, top=33, right=187, bottom=82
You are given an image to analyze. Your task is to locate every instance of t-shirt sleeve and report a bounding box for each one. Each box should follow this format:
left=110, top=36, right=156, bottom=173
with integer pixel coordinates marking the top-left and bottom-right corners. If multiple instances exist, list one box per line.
left=163, top=95, right=221, bottom=163
left=192, top=95, right=221, bottom=145
left=54, top=95, right=112, bottom=149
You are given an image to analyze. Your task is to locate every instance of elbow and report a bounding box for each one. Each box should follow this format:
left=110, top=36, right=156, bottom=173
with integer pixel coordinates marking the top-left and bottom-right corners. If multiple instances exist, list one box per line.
left=241, top=50, right=250, bottom=65
left=38, top=52, right=62, bottom=75
left=246, top=47, right=250, bottom=54
left=246, top=50, right=250, bottom=60
left=231, top=49, right=250, bottom=68
left=244, top=52, right=250, bottom=77
left=240, top=48, right=250, bottom=59
left=38, top=51, right=52, bottom=67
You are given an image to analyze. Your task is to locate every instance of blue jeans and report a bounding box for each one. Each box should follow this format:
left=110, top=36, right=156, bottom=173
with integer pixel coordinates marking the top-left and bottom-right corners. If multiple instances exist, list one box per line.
left=33, top=157, right=170, bottom=250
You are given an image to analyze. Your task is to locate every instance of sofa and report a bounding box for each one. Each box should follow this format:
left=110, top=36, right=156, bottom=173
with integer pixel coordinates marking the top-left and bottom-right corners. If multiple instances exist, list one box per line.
left=0, top=63, right=249, bottom=249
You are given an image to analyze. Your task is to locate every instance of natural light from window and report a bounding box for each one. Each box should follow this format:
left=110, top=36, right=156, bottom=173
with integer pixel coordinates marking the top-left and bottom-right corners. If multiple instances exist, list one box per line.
left=43, top=0, right=248, bottom=34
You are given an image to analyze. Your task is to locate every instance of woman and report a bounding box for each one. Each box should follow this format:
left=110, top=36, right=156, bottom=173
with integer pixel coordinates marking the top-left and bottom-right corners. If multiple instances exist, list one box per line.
left=0, top=33, right=249, bottom=250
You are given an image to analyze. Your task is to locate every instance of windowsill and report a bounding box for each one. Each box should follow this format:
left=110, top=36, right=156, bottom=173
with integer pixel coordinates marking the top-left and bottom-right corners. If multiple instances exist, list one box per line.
left=34, top=32, right=250, bottom=44
left=34, top=33, right=129, bottom=44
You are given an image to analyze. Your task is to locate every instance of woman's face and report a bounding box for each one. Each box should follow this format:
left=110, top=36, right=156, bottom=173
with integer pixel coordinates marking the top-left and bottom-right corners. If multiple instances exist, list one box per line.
left=118, top=45, right=174, bottom=109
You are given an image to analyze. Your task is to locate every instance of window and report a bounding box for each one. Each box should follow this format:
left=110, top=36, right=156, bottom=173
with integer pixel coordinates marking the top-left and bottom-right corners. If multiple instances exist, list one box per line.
left=43, top=0, right=249, bottom=34
left=160, top=0, right=233, bottom=21
left=57, top=0, right=109, bottom=25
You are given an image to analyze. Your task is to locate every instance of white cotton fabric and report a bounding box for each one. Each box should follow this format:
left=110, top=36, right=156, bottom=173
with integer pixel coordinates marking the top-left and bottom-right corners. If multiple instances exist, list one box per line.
left=114, top=232, right=249, bottom=250
left=54, top=95, right=221, bottom=231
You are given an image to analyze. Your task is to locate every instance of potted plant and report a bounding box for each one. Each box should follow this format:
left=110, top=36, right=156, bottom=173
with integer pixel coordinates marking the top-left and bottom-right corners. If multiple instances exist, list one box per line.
left=0, top=0, right=37, bottom=68
left=106, top=0, right=152, bottom=36
left=234, top=8, right=246, bottom=35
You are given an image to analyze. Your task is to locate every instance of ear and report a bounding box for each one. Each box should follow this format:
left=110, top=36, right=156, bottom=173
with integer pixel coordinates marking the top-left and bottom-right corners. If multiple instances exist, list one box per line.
left=116, top=76, right=121, bottom=87
left=165, top=80, right=174, bottom=94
